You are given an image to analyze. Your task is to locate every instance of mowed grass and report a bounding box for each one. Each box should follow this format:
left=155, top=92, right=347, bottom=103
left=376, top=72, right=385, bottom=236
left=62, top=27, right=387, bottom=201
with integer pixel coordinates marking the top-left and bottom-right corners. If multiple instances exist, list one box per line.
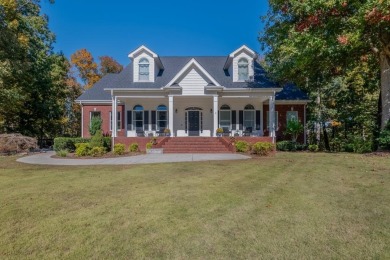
left=0, top=153, right=389, bottom=259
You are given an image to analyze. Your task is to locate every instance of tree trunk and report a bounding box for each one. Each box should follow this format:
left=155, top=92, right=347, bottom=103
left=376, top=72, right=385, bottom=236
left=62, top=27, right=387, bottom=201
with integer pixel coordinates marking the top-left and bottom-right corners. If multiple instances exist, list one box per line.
left=380, top=50, right=390, bottom=129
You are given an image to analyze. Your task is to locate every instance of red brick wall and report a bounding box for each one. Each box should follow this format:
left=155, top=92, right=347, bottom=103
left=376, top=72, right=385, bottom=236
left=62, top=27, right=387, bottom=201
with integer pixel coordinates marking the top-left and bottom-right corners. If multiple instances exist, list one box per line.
left=82, top=105, right=125, bottom=138
left=263, top=104, right=306, bottom=143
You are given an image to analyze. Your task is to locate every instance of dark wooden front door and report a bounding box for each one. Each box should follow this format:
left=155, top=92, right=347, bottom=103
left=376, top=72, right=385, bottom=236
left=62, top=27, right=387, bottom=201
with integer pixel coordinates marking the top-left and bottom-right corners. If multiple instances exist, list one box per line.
left=188, top=111, right=200, bottom=136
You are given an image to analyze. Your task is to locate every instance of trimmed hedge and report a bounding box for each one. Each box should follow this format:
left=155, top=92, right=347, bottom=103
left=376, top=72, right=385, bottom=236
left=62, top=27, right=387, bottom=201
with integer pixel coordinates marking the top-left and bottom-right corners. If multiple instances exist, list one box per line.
left=129, top=143, right=139, bottom=152
left=54, top=137, right=111, bottom=152
left=114, top=144, right=126, bottom=155
left=252, top=142, right=274, bottom=156
left=235, top=141, right=250, bottom=153
left=276, top=141, right=305, bottom=151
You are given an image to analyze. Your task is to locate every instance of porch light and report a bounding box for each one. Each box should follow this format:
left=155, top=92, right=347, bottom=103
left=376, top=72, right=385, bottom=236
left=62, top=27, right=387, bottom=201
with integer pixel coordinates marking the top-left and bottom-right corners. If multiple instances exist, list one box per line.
left=175, top=109, right=178, bottom=113
left=210, top=109, right=212, bottom=113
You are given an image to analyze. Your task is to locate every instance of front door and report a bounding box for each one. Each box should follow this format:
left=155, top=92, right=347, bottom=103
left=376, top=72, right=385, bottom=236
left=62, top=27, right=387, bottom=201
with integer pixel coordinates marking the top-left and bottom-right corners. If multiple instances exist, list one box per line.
left=188, top=111, right=200, bottom=136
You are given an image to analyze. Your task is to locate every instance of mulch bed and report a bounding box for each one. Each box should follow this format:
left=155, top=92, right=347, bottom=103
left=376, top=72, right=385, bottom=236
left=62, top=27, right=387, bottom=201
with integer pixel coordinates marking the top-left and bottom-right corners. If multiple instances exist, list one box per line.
left=51, top=152, right=144, bottom=159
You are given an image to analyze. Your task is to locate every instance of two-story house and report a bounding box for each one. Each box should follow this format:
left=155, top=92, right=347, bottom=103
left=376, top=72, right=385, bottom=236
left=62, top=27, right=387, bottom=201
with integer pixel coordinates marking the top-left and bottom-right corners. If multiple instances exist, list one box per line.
left=77, top=45, right=309, bottom=146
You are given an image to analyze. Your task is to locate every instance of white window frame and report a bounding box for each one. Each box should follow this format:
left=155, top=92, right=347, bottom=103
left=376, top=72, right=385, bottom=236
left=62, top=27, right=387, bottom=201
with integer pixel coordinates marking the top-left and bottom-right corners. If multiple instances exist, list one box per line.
left=238, top=58, right=249, bottom=81
left=89, top=111, right=101, bottom=127
left=139, top=58, right=150, bottom=81
left=109, top=111, right=121, bottom=131
left=133, top=105, right=144, bottom=131
left=157, top=105, right=168, bottom=131
left=286, top=111, right=298, bottom=123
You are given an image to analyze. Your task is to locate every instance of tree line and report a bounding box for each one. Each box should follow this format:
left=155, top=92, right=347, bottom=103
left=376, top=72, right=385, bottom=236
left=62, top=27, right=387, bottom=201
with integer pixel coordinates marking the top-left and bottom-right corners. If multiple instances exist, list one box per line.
left=0, top=0, right=122, bottom=144
left=260, top=0, right=390, bottom=151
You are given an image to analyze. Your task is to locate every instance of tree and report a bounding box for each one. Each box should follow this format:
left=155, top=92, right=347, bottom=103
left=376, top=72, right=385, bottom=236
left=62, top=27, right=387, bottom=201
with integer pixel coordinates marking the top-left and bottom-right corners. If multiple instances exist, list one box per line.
left=0, top=0, right=69, bottom=143
left=89, top=116, right=102, bottom=136
left=99, top=56, right=123, bottom=75
left=284, top=119, right=304, bottom=142
left=260, top=0, right=390, bottom=130
left=70, top=49, right=100, bottom=89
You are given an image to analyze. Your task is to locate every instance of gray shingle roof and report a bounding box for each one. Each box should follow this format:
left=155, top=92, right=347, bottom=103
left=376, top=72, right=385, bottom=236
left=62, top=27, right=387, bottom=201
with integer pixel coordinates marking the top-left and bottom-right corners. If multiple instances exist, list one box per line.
left=276, top=83, right=309, bottom=100
left=77, top=56, right=307, bottom=101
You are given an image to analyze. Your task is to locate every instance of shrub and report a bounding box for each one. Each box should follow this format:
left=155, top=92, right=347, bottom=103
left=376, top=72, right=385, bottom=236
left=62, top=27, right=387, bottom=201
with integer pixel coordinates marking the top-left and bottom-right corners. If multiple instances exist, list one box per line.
left=103, top=137, right=111, bottom=151
left=56, top=149, right=68, bottom=157
left=75, top=143, right=90, bottom=157
left=146, top=142, right=153, bottom=149
left=0, top=133, right=37, bottom=154
left=53, top=137, right=89, bottom=152
left=352, top=138, right=372, bottom=154
left=89, top=116, right=102, bottom=136
left=252, top=142, right=274, bottom=156
left=89, top=146, right=105, bottom=157
left=129, top=143, right=139, bottom=152
left=113, top=143, right=125, bottom=155
left=90, top=130, right=104, bottom=149
left=276, top=141, right=306, bottom=151
left=284, top=119, right=304, bottom=142
left=235, top=140, right=250, bottom=153
left=308, top=144, right=319, bottom=152
left=378, top=120, right=390, bottom=150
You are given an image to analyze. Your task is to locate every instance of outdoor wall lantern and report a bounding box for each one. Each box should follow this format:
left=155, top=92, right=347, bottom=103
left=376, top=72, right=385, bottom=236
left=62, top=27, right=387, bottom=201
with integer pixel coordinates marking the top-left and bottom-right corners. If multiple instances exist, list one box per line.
left=175, top=109, right=178, bottom=113
left=210, top=109, right=213, bottom=113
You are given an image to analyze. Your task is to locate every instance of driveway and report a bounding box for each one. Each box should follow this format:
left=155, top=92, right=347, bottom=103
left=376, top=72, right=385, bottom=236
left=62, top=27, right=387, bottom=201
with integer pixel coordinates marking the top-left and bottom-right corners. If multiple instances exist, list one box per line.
left=17, top=152, right=251, bottom=166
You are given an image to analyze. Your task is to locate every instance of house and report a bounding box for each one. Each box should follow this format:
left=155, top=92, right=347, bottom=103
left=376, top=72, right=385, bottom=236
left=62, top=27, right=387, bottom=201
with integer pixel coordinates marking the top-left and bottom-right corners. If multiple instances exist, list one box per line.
left=76, top=45, right=309, bottom=146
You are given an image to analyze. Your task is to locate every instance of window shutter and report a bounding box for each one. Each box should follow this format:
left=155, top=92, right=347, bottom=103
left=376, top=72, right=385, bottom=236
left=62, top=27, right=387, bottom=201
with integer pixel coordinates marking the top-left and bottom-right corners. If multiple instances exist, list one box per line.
left=256, top=110, right=261, bottom=130
left=218, top=110, right=219, bottom=127
left=239, top=110, right=243, bottom=130
left=151, top=111, right=156, bottom=130
left=231, top=110, right=236, bottom=130
left=144, top=111, right=149, bottom=131
left=127, top=111, right=132, bottom=131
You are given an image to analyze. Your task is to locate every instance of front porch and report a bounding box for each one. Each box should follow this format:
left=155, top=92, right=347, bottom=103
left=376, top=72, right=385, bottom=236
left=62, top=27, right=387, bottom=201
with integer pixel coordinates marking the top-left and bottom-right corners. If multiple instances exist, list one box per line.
left=110, top=94, right=277, bottom=140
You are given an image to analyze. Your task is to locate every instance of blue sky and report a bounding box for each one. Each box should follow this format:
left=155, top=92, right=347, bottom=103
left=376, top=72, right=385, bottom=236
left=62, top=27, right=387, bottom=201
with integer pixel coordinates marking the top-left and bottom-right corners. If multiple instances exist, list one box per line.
left=41, top=0, right=269, bottom=66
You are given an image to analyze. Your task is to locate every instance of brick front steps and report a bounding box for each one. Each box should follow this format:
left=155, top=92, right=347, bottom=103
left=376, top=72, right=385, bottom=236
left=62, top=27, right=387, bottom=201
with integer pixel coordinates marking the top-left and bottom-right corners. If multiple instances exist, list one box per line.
left=162, top=137, right=231, bottom=153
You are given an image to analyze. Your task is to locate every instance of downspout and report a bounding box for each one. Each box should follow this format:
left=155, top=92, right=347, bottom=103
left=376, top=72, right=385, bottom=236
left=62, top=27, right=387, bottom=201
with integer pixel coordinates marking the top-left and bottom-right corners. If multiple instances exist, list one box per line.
left=81, top=104, right=84, bottom=138
left=111, top=90, right=115, bottom=151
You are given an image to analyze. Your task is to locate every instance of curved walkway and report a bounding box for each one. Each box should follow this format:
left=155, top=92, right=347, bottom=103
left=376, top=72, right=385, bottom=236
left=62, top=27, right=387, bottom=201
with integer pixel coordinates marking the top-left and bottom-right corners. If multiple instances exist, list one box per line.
left=17, top=151, right=251, bottom=166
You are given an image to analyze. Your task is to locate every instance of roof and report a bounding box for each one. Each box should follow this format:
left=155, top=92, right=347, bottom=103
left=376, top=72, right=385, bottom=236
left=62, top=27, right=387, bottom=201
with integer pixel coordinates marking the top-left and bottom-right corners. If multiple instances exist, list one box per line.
left=276, top=83, right=309, bottom=100
left=77, top=56, right=307, bottom=102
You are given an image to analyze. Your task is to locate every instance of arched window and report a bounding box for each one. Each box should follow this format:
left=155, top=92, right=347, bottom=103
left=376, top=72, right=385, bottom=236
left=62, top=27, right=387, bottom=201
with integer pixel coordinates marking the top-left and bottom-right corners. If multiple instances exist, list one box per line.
left=133, top=105, right=144, bottom=131
left=238, top=58, right=249, bottom=81
left=139, top=58, right=149, bottom=81
left=244, top=104, right=255, bottom=132
left=156, top=105, right=167, bottom=131
left=219, top=104, right=231, bottom=130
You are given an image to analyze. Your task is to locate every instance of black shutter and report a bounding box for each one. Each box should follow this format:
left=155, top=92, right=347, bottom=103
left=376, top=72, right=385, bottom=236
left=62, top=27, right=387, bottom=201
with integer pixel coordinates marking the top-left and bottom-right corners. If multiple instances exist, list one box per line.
left=127, top=111, right=132, bottom=131
left=151, top=110, right=156, bottom=130
left=144, top=111, right=149, bottom=131
left=231, top=110, right=236, bottom=130
left=239, top=110, right=243, bottom=130
left=256, top=110, right=261, bottom=130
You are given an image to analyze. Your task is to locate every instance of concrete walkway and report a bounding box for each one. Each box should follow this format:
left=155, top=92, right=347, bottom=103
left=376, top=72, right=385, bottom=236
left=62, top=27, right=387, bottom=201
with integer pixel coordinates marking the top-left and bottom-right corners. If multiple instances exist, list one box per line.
left=17, top=151, right=250, bottom=166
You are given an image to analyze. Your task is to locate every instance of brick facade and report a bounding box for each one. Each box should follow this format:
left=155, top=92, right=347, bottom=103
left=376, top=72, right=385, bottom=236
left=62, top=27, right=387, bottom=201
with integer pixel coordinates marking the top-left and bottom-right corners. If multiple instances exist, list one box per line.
left=82, top=105, right=125, bottom=138
left=82, top=104, right=306, bottom=143
left=263, top=104, right=306, bottom=143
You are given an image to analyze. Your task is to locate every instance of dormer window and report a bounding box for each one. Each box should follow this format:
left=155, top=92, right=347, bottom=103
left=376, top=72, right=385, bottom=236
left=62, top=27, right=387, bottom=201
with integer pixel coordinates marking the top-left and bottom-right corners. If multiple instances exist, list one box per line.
left=139, top=58, right=150, bottom=81
left=238, top=58, right=249, bottom=81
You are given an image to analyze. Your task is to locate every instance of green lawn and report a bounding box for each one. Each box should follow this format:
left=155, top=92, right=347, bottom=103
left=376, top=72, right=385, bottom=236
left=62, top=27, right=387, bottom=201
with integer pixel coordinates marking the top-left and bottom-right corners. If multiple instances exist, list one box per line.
left=0, top=153, right=389, bottom=259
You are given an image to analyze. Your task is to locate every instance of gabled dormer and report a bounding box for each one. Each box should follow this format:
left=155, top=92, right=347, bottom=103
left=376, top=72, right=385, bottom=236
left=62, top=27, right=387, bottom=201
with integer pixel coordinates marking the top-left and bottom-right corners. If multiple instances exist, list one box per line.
left=224, top=45, right=257, bottom=82
left=128, top=45, right=164, bottom=83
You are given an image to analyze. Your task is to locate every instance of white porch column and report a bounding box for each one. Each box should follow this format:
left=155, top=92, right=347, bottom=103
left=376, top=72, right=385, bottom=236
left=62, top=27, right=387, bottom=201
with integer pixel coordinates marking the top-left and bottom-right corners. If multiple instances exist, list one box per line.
left=213, top=95, right=218, bottom=137
left=169, top=95, right=174, bottom=136
left=269, top=94, right=276, bottom=143
left=113, top=96, right=118, bottom=137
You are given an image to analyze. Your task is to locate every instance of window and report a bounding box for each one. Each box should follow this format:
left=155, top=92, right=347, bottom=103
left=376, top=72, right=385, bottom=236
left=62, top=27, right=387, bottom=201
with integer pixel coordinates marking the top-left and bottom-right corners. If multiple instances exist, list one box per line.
left=238, top=58, right=249, bottom=81
left=244, top=104, right=255, bottom=131
left=89, top=111, right=101, bottom=126
left=267, top=111, right=279, bottom=130
left=287, top=111, right=298, bottom=123
left=139, top=58, right=149, bottom=81
left=133, top=105, right=144, bottom=131
left=156, top=105, right=167, bottom=130
left=219, top=104, right=231, bottom=130
left=109, top=111, right=121, bottom=131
